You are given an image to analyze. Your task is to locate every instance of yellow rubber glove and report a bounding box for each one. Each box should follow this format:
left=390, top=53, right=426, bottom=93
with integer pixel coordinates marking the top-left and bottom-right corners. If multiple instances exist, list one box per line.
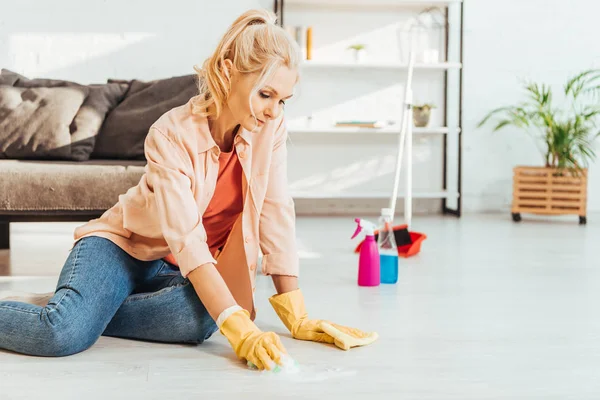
left=268, top=288, right=378, bottom=351
left=219, top=309, right=287, bottom=370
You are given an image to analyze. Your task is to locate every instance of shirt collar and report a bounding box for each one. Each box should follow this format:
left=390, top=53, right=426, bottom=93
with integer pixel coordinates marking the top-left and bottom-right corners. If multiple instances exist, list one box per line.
left=194, top=116, right=219, bottom=154
left=197, top=125, right=253, bottom=156
left=237, top=126, right=253, bottom=146
left=194, top=112, right=253, bottom=154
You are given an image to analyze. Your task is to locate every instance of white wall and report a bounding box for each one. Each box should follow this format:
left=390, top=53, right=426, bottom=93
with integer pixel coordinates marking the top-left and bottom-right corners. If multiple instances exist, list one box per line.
left=463, top=0, right=600, bottom=213
left=2, top=0, right=599, bottom=214
left=0, top=0, right=272, bottom=83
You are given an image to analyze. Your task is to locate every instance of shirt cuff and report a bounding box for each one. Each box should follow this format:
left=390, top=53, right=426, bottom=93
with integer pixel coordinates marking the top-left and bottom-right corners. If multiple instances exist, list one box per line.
left=176, top=240, right=218, bottom=278
left=260, top=252, right=299, bottom=277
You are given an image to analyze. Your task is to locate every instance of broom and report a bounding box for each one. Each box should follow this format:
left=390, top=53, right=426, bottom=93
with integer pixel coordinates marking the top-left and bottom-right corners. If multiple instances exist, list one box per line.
left=388, top=50, right=416, bottom=241
left=354, top=50, right=427, bottom=257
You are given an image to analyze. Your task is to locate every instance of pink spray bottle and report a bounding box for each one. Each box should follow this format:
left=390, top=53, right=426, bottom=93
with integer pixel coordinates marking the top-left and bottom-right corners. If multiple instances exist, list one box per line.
left=351, top=218, right=380, bottom=287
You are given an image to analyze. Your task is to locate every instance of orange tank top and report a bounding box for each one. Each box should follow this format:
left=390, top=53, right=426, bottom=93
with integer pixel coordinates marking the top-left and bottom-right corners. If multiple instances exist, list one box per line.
left=163, top=146, right=243, bottom=266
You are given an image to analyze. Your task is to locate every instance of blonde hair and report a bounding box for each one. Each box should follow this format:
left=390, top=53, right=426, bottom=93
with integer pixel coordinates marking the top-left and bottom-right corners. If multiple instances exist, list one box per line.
left=192, top=9, right=300, bottom=118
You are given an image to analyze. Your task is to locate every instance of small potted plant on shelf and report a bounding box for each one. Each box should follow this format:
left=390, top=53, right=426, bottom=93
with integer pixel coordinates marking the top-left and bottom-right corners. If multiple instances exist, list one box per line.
left=347, top=43, right=367, bottom=62
left=478, top=69, right=600, bottom=224
left=413, top=103, right=436, bottom=127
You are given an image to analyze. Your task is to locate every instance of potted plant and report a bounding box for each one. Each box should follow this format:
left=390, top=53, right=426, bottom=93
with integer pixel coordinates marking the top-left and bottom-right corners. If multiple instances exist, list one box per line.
left=413, top=103, right=436, bottom=127
left=347, top=43, right=367, bottom=62
left=478, top=69, right=600, bottom=224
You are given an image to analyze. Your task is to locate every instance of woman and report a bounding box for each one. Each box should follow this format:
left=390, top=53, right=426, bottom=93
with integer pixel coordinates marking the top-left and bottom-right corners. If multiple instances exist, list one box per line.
left=0, top=9, right=377, bottom=370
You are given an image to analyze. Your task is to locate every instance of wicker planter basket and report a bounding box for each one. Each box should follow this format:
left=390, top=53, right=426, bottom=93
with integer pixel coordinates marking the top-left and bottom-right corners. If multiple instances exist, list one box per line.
left=511, top=166, right=587, bottom=224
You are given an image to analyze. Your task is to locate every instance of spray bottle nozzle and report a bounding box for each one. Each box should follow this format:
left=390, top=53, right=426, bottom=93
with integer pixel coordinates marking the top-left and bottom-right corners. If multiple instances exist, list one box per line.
left=351, top=218, right=362, bottom=239
left=351, top=218, right=376, bottom=239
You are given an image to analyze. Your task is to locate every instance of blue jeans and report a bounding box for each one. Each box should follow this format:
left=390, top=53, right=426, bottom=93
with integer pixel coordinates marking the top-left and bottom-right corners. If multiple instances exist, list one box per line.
left=0, top=236, right=218, bottom=356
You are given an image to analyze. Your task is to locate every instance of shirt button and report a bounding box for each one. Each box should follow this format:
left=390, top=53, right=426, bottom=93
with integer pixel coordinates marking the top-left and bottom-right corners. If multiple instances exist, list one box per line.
left=239, top=151, right=246, bottom=159
left=250, top=263, right=256, bottom=271
left=245, top=236, right=252, bottom=243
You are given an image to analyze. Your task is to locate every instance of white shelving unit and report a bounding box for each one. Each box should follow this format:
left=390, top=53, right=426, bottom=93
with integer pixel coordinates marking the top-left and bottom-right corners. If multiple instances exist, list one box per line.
left=287, top=124, right=460, bottom=136
left=274, top=0, right=464, bottom=216
left=285, top=0, right=462, bottom=8
left=301, top=60, right=462, bottom=70
left=290, top=190, right=459, bottom=199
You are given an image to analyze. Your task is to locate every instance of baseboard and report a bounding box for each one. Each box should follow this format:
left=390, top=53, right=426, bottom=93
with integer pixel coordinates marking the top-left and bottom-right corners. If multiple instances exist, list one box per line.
left=294, top=198, right=442, bottom=216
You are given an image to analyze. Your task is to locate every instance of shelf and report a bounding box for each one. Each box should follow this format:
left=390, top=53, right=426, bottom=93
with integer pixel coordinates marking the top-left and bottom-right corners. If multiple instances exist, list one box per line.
left=291, top=190, right=459, bottom=199
left=301, top=60, right=462, bottom=70
left=286, top=0, right=462, bottom=8
left=288, top=125, right=459, bottom=135
left=278, top=0, right=464, bottom=216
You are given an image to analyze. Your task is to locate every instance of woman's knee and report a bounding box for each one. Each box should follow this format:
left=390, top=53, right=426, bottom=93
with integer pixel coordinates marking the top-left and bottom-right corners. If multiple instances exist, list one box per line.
left=177, top=286, right=219, bottom=344
left=178, top=320, right=218, bottom=344
left=39, top=325, right=98, bottom=357
left=195, top=318, right=218, bottom=343
left=36, top=308, right=100, bottom=357
left=160, top=287, right=218, bottom=344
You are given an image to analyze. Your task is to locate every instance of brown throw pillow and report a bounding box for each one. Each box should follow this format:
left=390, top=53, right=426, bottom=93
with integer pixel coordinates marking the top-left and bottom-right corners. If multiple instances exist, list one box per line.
left=92, top=74, right=199, bottom=160
left=2, top=69, right=129, bottom=160
left=0, top=86, right=88, bottom=159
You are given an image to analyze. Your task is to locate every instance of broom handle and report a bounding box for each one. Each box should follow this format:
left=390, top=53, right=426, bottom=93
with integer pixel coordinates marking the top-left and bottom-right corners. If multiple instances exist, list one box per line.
left=405, top=89, right=413, bottom=229
left=390, top=52, right=415, bottom=224
left=389, top=96, right=408, bottom=218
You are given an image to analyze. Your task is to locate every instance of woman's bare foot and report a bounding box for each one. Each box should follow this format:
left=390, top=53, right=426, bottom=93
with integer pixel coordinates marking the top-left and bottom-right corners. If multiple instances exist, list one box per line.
left=0, top=291, right=53, bottom=307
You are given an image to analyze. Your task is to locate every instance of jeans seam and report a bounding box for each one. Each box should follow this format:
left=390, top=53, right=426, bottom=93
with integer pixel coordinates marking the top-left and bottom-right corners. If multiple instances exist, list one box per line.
left=51, top=237, right=83, bottom=311
left=120, top=281, right=190, bottom=304
left=155, top=260, right=181, bottom=277
left=0, top=304, right=39, bottom=315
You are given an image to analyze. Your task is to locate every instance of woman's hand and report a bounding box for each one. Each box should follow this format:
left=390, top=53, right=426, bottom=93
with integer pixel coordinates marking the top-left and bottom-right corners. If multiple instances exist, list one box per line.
left=220, top=308, right=288, bottom=370
left=292, top=318, right=378, bottom=351
left=269, top=288, right=378, bottom=351
left=188, top=265, right=287, bottom=370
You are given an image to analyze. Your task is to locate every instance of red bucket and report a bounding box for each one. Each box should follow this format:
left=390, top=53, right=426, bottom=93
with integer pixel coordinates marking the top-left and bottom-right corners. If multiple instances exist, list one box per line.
left=354, top=224, right=426, bottom=258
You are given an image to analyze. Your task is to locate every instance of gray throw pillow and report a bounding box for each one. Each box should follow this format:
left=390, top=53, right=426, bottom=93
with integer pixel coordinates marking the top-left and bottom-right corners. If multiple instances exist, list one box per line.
left=91, top=74, right=199, bottom=160
left=2, top=69, right=129, bottom=160
left=0, top=86, right=89, bottom=159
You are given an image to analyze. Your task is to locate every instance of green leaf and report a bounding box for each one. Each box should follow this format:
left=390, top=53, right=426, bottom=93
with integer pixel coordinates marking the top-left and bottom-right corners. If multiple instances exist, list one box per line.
left=477, top=106, right=516, bottom=128
left=565, top=69, right=600, bottom=100
left=480, top=69, right=600, bottom=168
left=493, top=119, right=514, bottom=131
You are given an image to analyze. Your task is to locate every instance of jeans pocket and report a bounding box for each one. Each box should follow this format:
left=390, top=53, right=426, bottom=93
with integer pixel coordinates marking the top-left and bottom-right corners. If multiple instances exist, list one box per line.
left=156, top=261, right=182, bottom=277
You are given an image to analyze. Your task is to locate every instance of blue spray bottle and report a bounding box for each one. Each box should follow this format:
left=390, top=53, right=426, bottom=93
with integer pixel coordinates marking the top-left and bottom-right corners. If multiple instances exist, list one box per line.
left=377, top=208, right=399, bottom=284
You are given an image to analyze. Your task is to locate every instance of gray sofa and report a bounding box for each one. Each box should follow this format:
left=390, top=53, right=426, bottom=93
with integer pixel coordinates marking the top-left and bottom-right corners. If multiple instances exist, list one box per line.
left=0, top=69, right=200, bottom=249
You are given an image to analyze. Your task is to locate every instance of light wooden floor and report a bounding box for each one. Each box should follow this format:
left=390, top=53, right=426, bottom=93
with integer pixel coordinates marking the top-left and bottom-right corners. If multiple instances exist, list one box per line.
left=0, top=213, right=599, bottom=399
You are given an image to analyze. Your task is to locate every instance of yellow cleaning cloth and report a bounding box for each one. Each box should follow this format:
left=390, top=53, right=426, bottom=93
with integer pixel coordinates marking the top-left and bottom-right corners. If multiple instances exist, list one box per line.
left=319, top=321, right=379, bottom=351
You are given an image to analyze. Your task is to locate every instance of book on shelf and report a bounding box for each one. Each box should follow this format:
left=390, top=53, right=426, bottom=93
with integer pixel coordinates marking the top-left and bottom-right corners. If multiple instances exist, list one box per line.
left=285, top=25, right=313, bottom=60
left=334, top=120, right=386, bottom=128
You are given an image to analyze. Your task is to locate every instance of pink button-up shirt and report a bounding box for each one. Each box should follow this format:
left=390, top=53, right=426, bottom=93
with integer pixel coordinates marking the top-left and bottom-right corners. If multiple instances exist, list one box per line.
left=74, top=96, right=299, bottom=313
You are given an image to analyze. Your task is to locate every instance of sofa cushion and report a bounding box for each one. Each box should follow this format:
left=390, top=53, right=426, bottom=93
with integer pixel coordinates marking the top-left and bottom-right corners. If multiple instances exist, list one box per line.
left=0, top=69, right=129, bottom=161
left=91, top=74, right=199, bottom=160
left=0, top=160, right=146, bottom=212
left=0, top=86, right=89, bottom=159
